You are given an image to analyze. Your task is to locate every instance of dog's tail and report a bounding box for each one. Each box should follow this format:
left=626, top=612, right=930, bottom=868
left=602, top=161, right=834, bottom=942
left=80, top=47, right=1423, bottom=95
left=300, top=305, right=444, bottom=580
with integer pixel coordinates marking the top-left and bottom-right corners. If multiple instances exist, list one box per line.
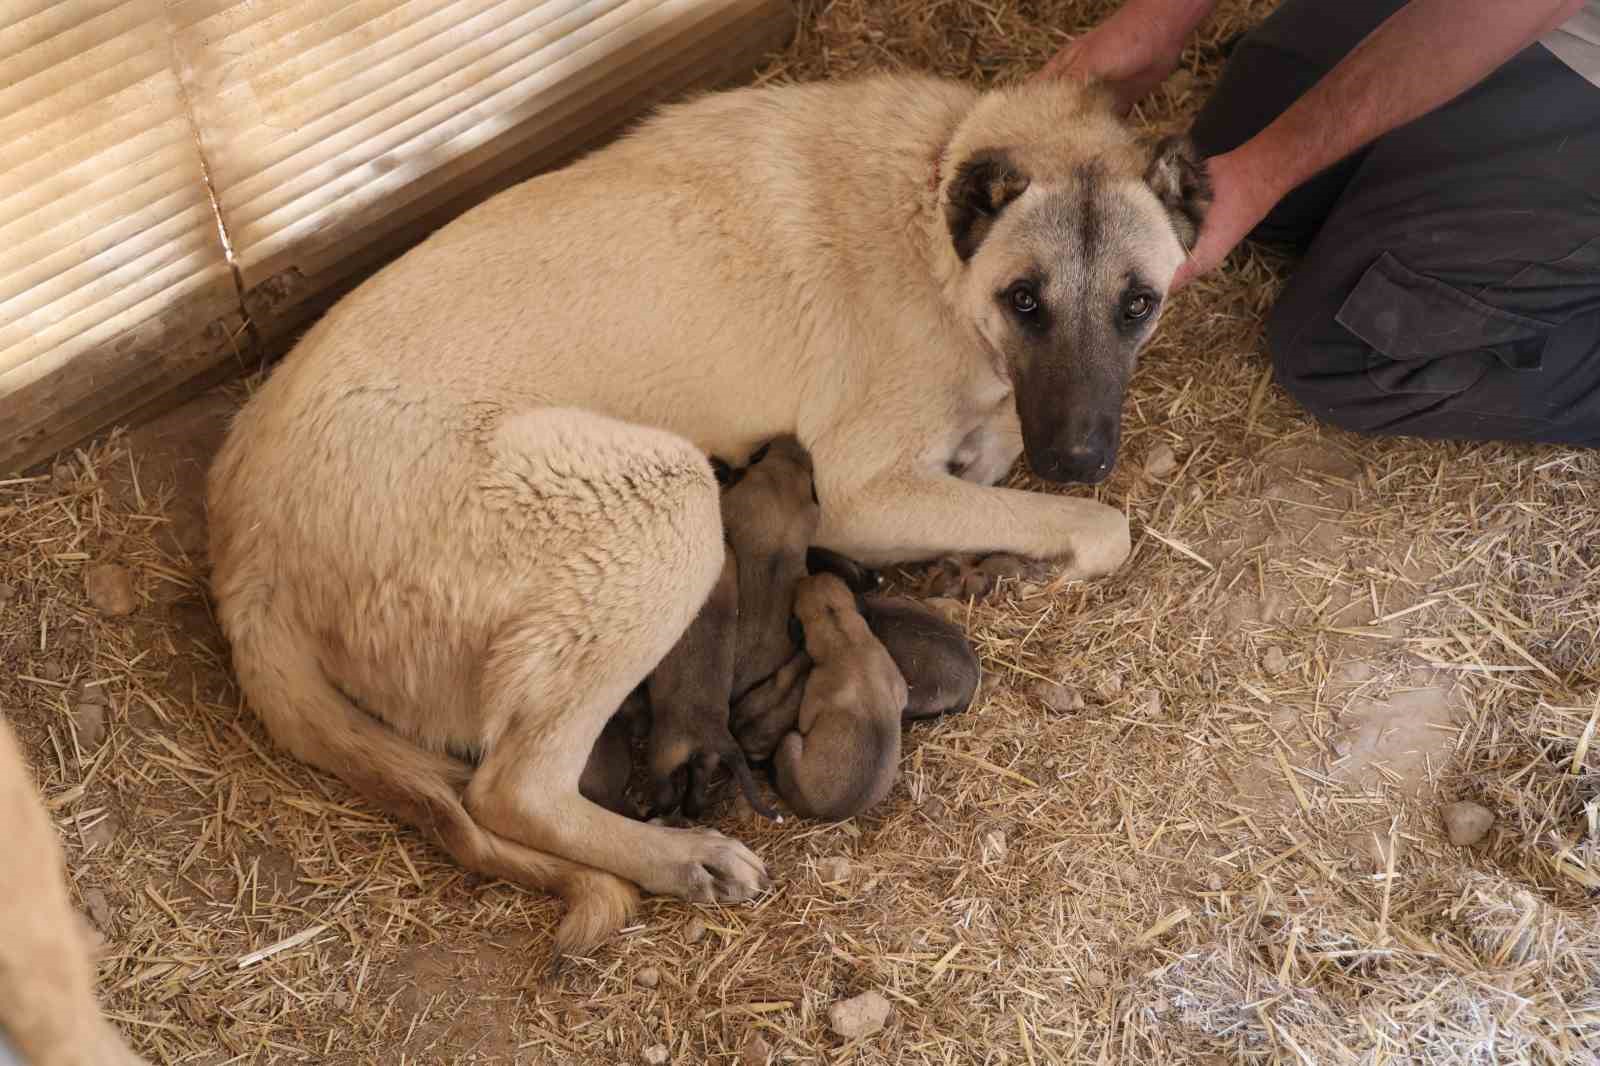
left=221, top=601, right=638, bottom=957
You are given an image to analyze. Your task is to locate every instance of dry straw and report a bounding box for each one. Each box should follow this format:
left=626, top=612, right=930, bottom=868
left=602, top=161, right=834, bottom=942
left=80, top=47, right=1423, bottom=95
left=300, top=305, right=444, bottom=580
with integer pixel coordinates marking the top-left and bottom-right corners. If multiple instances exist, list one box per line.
left=2, top=2, right=1596, bottom=1063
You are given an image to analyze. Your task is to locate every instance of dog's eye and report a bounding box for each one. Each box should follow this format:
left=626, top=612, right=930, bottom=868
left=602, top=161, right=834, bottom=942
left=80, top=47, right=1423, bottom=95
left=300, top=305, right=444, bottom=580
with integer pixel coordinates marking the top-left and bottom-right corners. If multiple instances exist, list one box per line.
left=1123, top=293, right=1156, bottom=322
left=1009, top=284, right=1039, bottom=315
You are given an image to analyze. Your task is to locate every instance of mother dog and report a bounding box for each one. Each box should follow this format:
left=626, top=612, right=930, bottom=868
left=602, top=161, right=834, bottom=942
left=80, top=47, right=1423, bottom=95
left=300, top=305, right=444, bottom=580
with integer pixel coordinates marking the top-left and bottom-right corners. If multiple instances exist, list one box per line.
left=207, top=74, right=1207, bottom=953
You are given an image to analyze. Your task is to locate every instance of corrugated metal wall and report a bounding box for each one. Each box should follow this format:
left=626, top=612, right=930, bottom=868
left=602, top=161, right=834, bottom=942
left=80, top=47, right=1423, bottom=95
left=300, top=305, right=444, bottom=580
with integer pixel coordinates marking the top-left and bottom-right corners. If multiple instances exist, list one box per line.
left=0, top=0, right=792, bottom=472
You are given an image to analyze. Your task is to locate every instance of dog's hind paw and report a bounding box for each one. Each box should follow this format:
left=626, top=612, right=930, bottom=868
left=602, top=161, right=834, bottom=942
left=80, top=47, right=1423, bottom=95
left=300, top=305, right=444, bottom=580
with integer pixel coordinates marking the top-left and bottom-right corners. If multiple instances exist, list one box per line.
left=661, top=828, right=769, bottom=903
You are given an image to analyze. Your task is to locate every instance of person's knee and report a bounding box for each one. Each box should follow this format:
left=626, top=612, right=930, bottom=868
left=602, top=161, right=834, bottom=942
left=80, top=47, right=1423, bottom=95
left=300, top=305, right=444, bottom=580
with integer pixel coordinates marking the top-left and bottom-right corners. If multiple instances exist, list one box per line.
left=1265, top=299, right=1390, bottom=435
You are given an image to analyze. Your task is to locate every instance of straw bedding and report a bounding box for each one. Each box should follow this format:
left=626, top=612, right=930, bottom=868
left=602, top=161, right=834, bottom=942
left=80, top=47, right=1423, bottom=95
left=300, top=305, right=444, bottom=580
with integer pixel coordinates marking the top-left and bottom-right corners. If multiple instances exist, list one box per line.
left=2, top=2, right=1597, bottom=1062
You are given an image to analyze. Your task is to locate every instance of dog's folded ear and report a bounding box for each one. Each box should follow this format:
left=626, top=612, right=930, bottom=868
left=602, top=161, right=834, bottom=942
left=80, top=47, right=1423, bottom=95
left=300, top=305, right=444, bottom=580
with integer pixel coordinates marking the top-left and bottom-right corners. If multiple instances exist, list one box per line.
left=1144, top=135, right=1212, bottom=252
left=944, top=149, right=1030, bottom=261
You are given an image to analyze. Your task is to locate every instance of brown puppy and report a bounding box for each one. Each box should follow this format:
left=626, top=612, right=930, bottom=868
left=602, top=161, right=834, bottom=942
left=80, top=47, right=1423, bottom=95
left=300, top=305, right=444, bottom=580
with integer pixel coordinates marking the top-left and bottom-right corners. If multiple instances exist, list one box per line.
left=773, top=574, right=908, bottom=821
left=610, top=437, right=816, bottom=818
left=579, top=692, right=646, bottom=818
left=734, top=557, right=981, bottom=761
left=724, top=438, right=819, bottom=700
left=860, top=594, right=981, bottom=721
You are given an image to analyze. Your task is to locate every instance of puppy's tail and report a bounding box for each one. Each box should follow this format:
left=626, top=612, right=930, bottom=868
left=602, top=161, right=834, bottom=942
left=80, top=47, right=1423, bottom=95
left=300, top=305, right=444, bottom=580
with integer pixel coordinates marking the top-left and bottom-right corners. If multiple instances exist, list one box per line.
left=220, top=602, right=638, bottom=957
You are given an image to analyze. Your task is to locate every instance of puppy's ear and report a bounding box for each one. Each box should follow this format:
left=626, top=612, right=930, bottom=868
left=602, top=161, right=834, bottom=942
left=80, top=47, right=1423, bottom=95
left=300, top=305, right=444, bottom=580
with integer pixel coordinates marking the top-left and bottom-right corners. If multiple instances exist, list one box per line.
left=1144, top=135, right=1211, bottom=251
left=944, top=149, right=1030, bottom=261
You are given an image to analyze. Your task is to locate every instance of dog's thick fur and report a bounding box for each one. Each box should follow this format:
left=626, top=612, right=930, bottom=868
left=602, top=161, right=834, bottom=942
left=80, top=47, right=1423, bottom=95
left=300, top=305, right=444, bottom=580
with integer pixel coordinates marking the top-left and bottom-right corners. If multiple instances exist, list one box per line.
left=0, top=717, right=149, bottom=1066
left=208, top=73, right=1205, bottom=952
left=773, top=575, right=908, bottom=820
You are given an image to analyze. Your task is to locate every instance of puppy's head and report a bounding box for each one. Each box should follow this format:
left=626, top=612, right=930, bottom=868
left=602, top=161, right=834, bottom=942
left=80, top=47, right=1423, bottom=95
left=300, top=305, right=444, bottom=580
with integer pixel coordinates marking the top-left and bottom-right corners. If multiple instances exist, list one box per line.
left=938, top=81, right=1210, bottom=485
left=720, top=435, right=820, bottom=558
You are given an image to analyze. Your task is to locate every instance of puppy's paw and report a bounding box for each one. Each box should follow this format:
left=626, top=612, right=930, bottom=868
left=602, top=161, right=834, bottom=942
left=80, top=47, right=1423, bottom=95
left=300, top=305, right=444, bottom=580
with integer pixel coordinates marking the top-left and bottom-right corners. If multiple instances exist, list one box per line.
left=922, top=553, right=1045, bottom=600
left=661, top=829, right=769, bottom=903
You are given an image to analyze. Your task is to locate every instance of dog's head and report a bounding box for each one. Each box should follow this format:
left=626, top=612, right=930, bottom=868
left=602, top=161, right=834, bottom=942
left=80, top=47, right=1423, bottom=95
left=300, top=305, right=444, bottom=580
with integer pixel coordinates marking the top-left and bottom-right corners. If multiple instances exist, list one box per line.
left=938, top=82, right=1210, bottom=484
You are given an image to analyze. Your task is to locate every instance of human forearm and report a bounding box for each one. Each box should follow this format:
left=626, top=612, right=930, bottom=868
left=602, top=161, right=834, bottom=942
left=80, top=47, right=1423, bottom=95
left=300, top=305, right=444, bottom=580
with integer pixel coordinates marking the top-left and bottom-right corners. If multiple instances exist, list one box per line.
left=1237, top=0, right=1585, bottom=200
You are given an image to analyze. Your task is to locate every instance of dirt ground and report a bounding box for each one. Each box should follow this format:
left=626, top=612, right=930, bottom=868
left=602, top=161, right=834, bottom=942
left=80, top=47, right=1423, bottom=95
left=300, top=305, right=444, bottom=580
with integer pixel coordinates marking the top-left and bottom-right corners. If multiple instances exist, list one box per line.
left=4, top=2, right=1599, bottom=1063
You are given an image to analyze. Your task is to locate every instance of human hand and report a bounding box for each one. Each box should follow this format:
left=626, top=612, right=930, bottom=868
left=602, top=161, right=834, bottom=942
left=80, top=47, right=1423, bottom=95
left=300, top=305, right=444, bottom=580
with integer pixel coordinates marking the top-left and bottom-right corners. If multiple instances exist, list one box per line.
left=1033, top=0, right=1204, bottom=114
left=1170, top=148, right=1281, bottom=291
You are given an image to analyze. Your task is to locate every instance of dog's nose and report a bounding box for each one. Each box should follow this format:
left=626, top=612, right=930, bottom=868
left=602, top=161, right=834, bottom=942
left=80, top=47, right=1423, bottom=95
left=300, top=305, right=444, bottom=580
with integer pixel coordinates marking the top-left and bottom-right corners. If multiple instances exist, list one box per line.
left=1040, top=445, right=1114, bottom=485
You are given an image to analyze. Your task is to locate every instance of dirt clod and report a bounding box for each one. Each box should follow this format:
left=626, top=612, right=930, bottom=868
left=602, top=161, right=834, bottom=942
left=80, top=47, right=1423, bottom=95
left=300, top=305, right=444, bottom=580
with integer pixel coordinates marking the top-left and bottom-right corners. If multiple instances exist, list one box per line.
left=1095, top=671, right=1125, bottom=702
left=636, top=966, right=660, bottom=989
left=72, top=700, right=106, bottom=750
left=1262, top=647, right=1291, bottom=675
left=1032, top=680, right=1084, bottom=713
left=642, top=1043, right=669, bottom=1065
left=81, top=887, right=114, bottom=931
left=740, top=1033, right=773, bottom=1066
left=1145, top=443, right=1179, bottom=478
left=1442, top=801, right=1494, bottom=846
left=684, top=917, right=707, bottom=945
left=83, top=563, right=138, bottom=617
left=817, top=856, right=851, bottom=884
left=828, top=990, right=891, bottom=1039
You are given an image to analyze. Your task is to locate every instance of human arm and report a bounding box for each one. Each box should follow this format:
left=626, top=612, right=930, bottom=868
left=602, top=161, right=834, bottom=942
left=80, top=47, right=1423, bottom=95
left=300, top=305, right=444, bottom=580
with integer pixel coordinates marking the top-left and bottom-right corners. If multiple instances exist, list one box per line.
left=1173, top=0, right=1587, bottom=288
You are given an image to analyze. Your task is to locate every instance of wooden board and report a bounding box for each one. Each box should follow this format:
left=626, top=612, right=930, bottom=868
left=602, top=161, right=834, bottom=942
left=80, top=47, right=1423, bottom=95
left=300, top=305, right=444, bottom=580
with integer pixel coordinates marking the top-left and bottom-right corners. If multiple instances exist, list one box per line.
left=0, top=0, right=795, bottom=474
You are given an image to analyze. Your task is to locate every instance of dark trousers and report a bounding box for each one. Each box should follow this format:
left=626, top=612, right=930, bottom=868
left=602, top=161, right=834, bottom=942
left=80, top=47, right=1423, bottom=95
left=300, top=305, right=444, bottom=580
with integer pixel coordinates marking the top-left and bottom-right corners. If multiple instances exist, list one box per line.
left=1191, top=0, right=1600, bottom=445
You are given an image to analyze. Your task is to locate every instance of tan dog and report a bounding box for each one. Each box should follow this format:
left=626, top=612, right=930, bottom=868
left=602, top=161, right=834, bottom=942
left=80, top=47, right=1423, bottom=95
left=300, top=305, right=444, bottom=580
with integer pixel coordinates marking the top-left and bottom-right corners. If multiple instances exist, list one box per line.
left=773, top=575, right=908, bottom=820
left=0, top=716, right=149, bottom=1066
left=208, top=72, right=1206, bottom=952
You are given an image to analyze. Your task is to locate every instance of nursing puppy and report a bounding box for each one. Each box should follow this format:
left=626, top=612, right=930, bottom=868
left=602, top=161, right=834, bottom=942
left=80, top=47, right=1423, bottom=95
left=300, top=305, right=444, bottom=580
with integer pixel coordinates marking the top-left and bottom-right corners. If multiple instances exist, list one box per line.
left=733, top=559, right=981, bottom=762
left=773, top=574, right=908, bottom=821
left=208, top=73, right=1207, bottom=953
left=0, top=717, right=150, bottom=1066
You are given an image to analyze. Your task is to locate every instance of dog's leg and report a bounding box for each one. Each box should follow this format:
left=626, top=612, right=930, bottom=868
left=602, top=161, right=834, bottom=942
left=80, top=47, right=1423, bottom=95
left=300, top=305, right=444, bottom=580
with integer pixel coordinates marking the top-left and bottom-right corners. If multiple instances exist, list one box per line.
left=816, top=470, right=1130, bottom=575
left=465, top=625, right=769, bottom=901
left=461, top=411, right=767, bottom=903
left=1, top=716, right=150, bottom=1066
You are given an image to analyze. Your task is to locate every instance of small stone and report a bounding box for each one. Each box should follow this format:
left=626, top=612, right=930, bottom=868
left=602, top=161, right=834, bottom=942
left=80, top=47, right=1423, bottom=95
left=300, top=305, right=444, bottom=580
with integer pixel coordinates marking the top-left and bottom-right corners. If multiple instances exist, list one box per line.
left=1144, top=443, right=1179, bottom=479
left=924, top=597, right=966, bottom=625
left=635, top=966, right=660, bottom=989
left=83, top=563, right=137, bottom=617
left=84, top=815, right=118, bottom=851
left=642, top=1044, right=670, bottom=1065
left=1085, top=968, right=1110, bottom=989
left=817, top=856, right=851, bottom=884
left=1095, top=672, right=1124, bottom=702
left=82, top=888, right=114, bottom=931
left=740, top=1034, right=773, bottom=1066
left=1262, top=647, right=1291, bottom=676
left=980, top=827, right=1008, bottom=865
left=1032, top=680, right=1084, bottom=714
left=684, top=917, right=707, bottom=944
left=827, top=990, right=892, bottom=1039
left=1442, top=801, right=1494, bottom=847
left=72, top=700, right=106, bottom=750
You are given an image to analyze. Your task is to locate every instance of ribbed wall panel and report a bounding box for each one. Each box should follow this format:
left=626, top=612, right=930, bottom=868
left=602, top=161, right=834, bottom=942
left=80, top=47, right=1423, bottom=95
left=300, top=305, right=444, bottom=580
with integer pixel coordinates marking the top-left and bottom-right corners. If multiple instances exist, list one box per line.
left=173, top=0, right=765, bottom=286
left=0, top=0, right=235, bottom=393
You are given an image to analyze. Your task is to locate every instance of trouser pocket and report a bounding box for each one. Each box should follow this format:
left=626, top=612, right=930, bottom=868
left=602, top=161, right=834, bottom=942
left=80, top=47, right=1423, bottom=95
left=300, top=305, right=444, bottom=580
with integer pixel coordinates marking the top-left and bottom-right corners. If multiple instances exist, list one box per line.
left=1334, top=252, right=1553, bottom=396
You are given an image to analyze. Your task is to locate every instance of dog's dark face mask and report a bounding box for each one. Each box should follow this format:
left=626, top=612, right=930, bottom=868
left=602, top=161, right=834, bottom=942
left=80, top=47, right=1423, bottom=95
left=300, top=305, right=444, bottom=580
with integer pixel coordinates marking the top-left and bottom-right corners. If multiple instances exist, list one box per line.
left=944, top=139, right=1209, bottom=485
